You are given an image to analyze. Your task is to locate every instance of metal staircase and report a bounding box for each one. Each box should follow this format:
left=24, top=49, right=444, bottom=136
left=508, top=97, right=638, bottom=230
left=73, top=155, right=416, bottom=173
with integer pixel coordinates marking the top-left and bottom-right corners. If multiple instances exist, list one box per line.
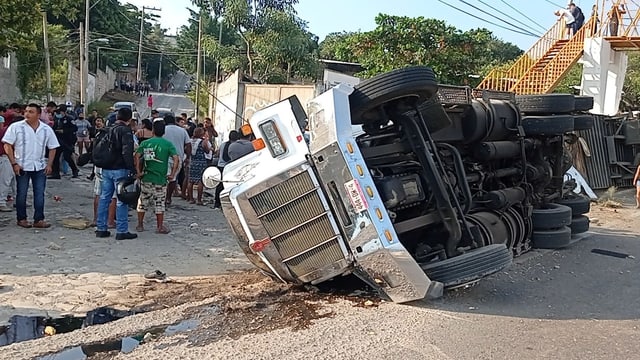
left=477, top=16, right=597, bottom=94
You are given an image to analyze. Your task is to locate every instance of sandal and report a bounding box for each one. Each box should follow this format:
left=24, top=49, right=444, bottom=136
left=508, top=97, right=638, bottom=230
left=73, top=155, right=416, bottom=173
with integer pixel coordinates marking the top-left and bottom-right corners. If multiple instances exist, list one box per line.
left=17, top=220, right=32, bottom=228
left=196, top=201, right=204, bottom=206
left=189, top=199, right=196, bottom=204
left=155, top=226, right=171, bottom=234
left=136, top=225, right=145, bottom=232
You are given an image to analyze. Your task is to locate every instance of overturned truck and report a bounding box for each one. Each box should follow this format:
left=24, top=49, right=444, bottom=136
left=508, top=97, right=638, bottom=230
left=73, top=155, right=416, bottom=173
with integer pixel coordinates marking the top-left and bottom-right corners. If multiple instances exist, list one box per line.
left=204, top=67, right=593, bottom=303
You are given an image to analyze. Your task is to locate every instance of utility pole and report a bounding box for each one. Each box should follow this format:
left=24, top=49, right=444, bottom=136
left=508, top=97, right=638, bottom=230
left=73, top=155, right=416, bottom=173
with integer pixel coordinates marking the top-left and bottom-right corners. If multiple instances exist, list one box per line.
left=79, top=22, right=85, bottom=105
left=137, top=6, right=161, bottom=83
left=157, top=53, right=163, bottom=92
left=195, top=11, right=203, bottom=119
left=42, top=11, right=52, bottom=102
left=213, top=21, right=223, bottom=120
left=84, top=0, right=90, bottom=105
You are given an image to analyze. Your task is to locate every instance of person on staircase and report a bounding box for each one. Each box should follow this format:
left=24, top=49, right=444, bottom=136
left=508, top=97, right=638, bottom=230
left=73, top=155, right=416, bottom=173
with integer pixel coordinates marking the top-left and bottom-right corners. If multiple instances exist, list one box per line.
left=555, top=8, right=576, bottom=39
left=608, top=4, right=626, bottom=36
left=568, top=3, right=585, bottom=34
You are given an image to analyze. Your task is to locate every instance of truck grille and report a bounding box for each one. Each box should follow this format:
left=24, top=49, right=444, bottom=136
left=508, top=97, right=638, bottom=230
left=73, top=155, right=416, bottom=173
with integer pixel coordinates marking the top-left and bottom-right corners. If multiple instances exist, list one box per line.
left=248, top=171, right=345, bottom=278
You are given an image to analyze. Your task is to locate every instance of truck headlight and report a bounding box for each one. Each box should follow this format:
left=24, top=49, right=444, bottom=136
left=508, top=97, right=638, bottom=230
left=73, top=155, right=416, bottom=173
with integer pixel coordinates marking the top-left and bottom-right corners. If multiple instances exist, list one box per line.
left=259, top=120, right=287, bottom=157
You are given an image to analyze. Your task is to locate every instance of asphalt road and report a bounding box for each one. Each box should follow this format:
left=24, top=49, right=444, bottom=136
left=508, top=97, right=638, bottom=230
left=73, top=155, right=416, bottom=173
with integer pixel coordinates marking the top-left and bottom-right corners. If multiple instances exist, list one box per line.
left=139, top=71, right=195, bottom=119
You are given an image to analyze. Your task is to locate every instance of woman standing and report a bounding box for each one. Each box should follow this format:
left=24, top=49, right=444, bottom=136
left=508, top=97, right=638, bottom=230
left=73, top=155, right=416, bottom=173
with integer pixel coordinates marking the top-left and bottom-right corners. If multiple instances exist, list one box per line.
left=187, top=127, right=211, bottom=205
left=75, top=113, right=92, bottom=155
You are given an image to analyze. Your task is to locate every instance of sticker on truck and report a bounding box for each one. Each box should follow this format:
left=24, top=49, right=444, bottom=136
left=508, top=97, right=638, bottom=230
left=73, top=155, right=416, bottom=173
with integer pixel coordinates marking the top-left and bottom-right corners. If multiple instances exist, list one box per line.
left=344, top=179, right=368, bottom=213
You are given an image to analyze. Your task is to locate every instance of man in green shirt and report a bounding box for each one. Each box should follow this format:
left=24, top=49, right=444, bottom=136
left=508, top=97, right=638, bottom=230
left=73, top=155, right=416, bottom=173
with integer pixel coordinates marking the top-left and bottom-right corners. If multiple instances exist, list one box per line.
left=134, top=120, right=179, bottom=234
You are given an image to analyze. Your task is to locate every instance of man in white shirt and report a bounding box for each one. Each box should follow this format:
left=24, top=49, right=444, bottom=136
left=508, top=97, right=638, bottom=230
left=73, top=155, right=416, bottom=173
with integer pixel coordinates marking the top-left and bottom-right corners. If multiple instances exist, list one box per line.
left=162, top=114, right=191, bottom=205
left=2, top=103, right=59, bottom=228
left=555, top=8, right=576, bottom=38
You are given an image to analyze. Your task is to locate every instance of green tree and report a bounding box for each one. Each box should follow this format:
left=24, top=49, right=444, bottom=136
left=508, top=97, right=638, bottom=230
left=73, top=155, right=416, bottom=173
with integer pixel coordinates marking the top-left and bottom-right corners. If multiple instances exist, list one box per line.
left=16, top=24, right=72, bottom=99
left=0, top=0, right=77, bottom=56
left=317, top=14, right=522, bottom=85
left=622, top=53, right=640, bottom=111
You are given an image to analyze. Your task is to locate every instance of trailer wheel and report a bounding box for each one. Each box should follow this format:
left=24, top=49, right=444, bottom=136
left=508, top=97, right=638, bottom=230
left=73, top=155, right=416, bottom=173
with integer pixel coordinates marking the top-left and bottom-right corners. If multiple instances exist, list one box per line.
left=531, top=226, right=572, bottom=249
left=420, top=244, right=512, bottom=288
left=574, top=96, right=594, bottom=112
left=532, top=203, right=572, bottom=230
left=569, top=215, right=590, bottom=234
left=349, top=66, right=438, bottom=125
left=515, top=94, right=575, bottom=114
left=556, top=195, right=590, bottom=215
left=573, top=114, right=595, bottom=131
left=522, top=115, right=574, bottom=136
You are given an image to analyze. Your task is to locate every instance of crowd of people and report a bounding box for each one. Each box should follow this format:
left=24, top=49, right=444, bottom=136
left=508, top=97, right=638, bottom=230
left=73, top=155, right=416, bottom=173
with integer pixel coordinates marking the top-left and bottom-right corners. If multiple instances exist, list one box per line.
left=0, top=99, right=255, bottom=238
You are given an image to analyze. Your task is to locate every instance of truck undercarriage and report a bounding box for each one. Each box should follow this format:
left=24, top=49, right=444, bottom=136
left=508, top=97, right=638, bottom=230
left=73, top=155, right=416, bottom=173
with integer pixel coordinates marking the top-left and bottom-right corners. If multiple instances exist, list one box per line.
left=208, top=66, right=594, bottom=303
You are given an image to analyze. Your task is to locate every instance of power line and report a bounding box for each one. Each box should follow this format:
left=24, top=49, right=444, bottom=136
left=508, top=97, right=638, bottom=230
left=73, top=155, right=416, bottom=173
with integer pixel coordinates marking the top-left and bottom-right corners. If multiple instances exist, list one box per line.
left=499, top=0, right=549, bottom=33
left=543, top=0, right=567, bottom=9
left=455, top=0, right=541, bottom=37
left=436, top=0, right=540, bottom=37
left=476, top=0, right=545, bottom=36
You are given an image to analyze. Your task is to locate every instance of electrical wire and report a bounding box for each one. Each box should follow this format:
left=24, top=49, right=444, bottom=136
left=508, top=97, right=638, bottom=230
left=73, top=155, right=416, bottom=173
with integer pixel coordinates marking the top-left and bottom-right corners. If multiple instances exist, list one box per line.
left=499, top=0, right=549, bottom=33
left=543, top=0, right=567, bottom=9
left=455, top=0, right=541, bottom=37
left=436, top=0, right=540, bottom=37
left=477, top=0, right=546, bottom=35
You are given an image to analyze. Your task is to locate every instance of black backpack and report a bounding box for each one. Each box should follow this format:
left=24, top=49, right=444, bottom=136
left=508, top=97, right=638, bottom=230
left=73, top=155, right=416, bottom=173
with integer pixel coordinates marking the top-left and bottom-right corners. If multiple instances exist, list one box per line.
left=92, top=125, right=119, bottom=168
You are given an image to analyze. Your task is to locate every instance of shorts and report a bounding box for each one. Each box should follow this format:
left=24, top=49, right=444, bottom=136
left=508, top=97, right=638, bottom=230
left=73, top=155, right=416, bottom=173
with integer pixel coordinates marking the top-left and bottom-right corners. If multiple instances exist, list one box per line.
left=94, top=167, right=117, bottom=198
left=167, top=157, right=182, bottom=182
left=77, top=136, right=90, bottom=142
left=136, top=182, right=167, bottom=214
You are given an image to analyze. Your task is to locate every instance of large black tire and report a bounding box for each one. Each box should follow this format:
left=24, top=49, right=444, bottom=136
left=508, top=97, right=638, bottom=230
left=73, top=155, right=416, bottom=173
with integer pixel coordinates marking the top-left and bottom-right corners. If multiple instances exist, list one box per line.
left=570, top=215, right=590, bottom=234
left=350, top=66, right=438, bottom=124
left=531, top=226, right=572, bottom=249
left=532, top=203, right=572, bottom=230
left=421, top=244, right=512, bottom=288
left=556, top=195, right=590, bottom=215
left=515, top=94, right=575, bottom=114
left=573, top=114, right=594, bottom=131
left=522, top=115, right=574, bottom=136
left=574, top=96, right=594, bottom=112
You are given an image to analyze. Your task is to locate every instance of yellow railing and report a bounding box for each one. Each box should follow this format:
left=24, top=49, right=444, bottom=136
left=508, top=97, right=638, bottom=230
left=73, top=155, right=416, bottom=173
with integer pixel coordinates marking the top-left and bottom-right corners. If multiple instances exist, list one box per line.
left=476, top=20, right=566, bottom=91
left=512, top=15, right=599, bottom=94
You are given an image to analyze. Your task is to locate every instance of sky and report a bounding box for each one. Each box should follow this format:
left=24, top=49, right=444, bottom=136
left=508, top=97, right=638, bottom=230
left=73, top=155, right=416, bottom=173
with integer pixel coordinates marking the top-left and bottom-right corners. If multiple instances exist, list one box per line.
left=123, top=0, right=590, bottom=50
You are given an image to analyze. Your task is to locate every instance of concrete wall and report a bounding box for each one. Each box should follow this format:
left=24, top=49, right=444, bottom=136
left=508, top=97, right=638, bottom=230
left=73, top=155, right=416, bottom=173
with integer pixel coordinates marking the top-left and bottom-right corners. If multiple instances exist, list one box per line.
left=58, top=62, right=116, bottom=106
left=581, top=38, right=628, bottom=116
left=210, top=70, right=242, bottom=144
left=0, top=53, right=22, bottom=103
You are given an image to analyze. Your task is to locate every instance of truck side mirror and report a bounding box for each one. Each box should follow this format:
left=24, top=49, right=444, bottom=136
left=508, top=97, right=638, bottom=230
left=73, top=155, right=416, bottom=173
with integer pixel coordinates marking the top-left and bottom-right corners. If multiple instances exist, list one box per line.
left=202, top=166, right=222, bottom=188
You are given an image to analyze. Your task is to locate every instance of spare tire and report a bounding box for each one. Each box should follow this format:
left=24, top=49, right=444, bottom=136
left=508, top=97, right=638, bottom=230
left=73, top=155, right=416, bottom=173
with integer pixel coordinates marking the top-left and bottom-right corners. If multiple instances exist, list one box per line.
left=532, top=203, right=572, bottom=230
left=515, top=94, right=575, bottom=114
left=350, top=66, right=438, bottom=125
left=574, top=96, right=594, bottom=112
left=421, top=244, right=512, bottom=288
left=522, top=115, right=574, bottom=136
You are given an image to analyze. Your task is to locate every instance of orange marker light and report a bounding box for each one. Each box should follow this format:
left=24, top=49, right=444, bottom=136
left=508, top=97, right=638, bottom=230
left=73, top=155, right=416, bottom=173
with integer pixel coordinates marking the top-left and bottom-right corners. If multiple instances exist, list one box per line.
left=384, top=230, right=393, bottom=242
left=346, top=142, right=354, bottom=154
left=252, top=138, right=266, bottom=151
left=356, top=165, right=364, bottom=176
left=366, top=186, right=374, bottom=198
left=241, top=124, right=253, bottom=136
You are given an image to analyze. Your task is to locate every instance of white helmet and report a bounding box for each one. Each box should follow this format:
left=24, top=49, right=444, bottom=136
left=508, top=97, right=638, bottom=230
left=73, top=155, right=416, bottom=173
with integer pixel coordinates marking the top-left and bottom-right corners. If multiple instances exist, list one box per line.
left=65, top=101, right=73, bottom=107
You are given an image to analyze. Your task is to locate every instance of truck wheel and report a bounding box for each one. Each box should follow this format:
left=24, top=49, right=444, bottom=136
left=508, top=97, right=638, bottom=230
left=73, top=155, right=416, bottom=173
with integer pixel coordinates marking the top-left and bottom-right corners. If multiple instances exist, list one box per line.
left=532, top=203, right=572, bottom=230
left=556, top=195, right=590, bottom=215
left=574, top=96, right=594, bottom=112
left=531, top=226, right=572, bottom=249
left=522, top=115, right=574, bottom=136
left=573, top=114, right=594, bottom=131
left=569, top=215, right=590, bottom=234
left=515, top=94, right=575, bottom=114
left=350, top=66, right=438, bottom=124
left=420, top=244, right=512, bottom=288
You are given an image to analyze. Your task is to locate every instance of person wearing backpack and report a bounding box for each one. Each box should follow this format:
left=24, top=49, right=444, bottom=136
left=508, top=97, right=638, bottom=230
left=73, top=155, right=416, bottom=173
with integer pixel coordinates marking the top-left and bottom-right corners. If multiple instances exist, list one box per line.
left=213, top=130, right=239, bottom=209
left=94, top=107, right=138, bottom=240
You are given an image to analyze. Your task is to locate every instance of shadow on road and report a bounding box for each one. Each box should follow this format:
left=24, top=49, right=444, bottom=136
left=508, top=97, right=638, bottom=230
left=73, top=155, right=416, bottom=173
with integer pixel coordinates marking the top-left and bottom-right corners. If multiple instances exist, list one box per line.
left=413, top=231, right=640, bottom=321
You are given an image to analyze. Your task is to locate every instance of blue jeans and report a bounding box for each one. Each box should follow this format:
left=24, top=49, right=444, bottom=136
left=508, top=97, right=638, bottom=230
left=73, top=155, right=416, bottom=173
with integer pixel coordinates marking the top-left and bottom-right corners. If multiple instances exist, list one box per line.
left=16, top=170, right=46, bottom=222
left=97, top=169, right=130, bottom=233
